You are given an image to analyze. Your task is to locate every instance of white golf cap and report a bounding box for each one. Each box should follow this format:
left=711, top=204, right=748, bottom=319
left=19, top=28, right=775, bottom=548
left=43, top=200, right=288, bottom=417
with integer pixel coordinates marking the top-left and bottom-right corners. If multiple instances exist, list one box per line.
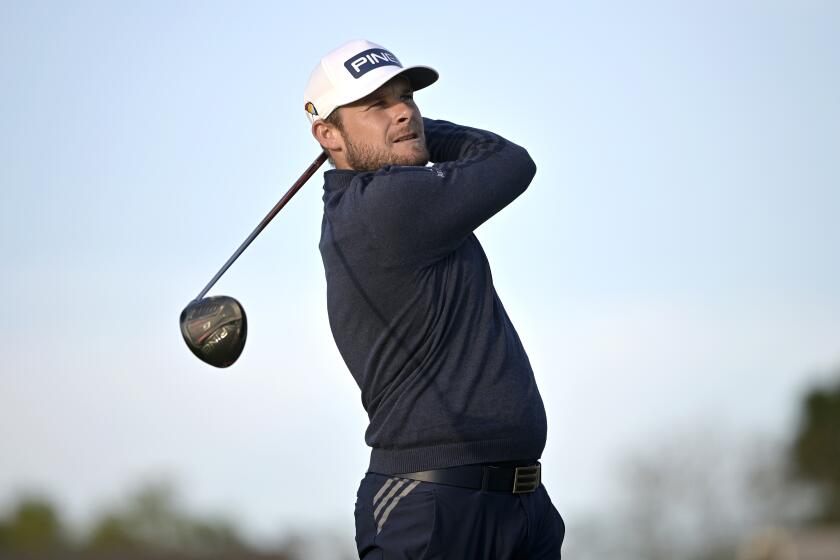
left=303, top=39, right=438, bottom=124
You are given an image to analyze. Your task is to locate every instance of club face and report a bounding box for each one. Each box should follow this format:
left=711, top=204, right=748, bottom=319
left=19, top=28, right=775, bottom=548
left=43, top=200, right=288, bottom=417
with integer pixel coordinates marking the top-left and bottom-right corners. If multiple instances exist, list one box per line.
left=180, top=296, right=247, bottom=368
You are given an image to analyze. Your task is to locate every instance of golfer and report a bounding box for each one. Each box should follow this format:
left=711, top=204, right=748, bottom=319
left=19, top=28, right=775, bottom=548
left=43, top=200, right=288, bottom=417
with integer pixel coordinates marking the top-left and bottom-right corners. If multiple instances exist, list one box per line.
left=305, top=39, right=565, bottom=558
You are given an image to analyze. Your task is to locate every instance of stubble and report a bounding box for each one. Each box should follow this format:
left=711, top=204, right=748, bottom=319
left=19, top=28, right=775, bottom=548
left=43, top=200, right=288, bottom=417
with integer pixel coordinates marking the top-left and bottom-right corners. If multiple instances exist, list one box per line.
left=344, top=136, right=429, bottom=172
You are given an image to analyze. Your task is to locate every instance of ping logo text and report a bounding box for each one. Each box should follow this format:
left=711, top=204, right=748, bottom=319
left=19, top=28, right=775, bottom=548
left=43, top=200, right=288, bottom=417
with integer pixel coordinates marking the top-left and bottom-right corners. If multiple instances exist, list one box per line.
left=344, top=49, right=402, bottom=79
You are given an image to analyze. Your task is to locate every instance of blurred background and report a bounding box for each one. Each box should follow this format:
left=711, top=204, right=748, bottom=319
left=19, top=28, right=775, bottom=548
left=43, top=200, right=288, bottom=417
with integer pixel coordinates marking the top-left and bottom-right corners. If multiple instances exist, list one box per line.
left=1, top=1, right=838, bottom=558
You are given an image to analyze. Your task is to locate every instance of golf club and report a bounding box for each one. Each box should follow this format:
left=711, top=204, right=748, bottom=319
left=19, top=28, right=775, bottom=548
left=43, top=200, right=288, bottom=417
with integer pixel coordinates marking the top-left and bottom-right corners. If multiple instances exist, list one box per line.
left=180, top=152, right=328, bottom=368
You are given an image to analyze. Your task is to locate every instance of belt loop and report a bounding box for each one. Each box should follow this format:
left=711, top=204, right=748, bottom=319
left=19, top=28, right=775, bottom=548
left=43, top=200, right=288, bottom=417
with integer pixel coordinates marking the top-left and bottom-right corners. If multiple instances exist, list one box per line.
left=480, top=466, right=489, bottom=491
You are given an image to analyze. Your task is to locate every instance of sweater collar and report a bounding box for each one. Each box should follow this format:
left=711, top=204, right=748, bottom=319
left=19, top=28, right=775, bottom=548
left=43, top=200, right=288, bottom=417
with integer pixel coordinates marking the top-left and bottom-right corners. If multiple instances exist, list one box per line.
left=323, top=169, right=362, bottom=192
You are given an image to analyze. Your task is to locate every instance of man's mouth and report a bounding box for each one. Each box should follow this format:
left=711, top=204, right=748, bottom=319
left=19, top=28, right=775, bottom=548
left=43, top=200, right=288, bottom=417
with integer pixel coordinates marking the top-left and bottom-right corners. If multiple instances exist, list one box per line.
left=393, top=132, right=419, bottom=143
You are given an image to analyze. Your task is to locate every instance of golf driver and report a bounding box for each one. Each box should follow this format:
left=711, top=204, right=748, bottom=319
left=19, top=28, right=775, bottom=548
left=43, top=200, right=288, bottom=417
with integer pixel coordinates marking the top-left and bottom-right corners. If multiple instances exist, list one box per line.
left=180, top=152, right=328, bottom=368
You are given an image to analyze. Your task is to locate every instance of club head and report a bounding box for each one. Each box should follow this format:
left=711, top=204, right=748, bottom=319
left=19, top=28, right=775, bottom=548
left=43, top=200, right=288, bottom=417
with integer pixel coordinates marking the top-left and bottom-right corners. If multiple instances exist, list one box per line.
left=180, top=295, right=247, bottom=368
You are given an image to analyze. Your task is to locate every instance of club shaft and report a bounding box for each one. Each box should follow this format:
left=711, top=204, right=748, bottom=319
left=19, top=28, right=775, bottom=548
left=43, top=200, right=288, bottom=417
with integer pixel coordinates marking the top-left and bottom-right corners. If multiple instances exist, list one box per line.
left=193, top=152, right=329, bottom=302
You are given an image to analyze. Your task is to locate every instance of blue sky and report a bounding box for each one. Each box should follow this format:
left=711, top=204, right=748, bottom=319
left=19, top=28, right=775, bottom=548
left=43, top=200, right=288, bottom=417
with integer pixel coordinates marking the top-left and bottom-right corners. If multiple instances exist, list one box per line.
left=2, top=0, right=839, bottom=548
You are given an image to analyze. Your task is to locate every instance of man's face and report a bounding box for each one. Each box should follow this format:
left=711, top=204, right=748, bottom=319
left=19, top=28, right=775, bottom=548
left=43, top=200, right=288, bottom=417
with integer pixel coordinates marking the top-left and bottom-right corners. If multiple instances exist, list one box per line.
left=332, top=76, right=428, bottom=171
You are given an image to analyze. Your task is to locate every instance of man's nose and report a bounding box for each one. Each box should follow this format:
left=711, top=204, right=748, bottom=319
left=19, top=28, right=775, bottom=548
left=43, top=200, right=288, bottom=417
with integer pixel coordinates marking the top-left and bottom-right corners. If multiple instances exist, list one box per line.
left=394, top=101, right=416, bottom=123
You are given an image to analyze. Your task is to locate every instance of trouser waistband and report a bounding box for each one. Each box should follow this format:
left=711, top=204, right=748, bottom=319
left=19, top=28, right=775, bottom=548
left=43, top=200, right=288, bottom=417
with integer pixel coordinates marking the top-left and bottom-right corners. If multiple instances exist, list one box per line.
left=389, top=461, right=541, bottom=493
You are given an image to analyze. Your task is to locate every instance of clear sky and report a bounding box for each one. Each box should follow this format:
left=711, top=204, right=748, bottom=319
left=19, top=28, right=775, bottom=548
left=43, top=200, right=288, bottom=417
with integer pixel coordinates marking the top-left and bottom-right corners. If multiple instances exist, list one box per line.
left=1, top=0, right=839, bottom=549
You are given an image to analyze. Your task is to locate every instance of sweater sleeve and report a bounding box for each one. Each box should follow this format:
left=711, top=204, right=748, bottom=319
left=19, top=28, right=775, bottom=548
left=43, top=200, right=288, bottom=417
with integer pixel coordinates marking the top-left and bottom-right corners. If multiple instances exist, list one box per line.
left=357, top=118, right=537, bottom=264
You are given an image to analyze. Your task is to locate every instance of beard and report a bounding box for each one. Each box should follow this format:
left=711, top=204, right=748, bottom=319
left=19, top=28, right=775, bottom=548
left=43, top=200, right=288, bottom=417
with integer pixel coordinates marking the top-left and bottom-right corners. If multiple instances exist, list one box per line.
left=343, top=135, right=430, bottom=172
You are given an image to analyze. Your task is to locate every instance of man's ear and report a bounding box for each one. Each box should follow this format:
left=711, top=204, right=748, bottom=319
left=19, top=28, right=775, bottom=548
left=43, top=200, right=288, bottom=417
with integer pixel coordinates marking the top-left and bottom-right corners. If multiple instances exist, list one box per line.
left=312, top=119, right=344, bottom=154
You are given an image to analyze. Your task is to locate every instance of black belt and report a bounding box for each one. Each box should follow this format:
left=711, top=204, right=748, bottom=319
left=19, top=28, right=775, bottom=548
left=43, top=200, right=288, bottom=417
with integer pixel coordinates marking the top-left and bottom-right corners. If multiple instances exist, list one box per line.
left=394, top=461, right=541, bottom=494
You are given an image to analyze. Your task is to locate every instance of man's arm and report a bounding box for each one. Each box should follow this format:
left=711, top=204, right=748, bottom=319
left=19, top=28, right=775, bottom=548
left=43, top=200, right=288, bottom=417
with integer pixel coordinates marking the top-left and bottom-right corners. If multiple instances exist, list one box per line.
left=356, top=118, right=537, bottom=264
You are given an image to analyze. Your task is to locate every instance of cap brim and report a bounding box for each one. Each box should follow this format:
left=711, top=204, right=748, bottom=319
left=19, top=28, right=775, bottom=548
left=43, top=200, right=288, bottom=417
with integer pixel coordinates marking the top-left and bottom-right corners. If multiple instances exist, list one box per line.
left=330, top=65, right=439, bottom=114
left=400, top=65, right=439, bottom=92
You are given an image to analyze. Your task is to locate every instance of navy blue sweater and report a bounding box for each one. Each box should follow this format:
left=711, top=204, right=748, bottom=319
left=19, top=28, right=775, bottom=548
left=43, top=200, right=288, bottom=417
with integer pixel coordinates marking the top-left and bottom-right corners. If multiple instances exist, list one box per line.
left=318, top=118, right=547, bottom=474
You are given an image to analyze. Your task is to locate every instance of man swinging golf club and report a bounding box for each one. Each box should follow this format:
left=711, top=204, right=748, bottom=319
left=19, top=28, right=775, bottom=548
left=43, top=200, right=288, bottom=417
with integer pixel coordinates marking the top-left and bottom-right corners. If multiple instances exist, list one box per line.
left=307, top=39, right=565, bottom=558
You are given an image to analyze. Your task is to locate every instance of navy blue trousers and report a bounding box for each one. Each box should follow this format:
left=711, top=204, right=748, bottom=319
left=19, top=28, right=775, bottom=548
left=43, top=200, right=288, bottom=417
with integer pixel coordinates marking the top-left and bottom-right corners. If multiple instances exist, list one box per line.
left=354, top=472, right=565, bottom=559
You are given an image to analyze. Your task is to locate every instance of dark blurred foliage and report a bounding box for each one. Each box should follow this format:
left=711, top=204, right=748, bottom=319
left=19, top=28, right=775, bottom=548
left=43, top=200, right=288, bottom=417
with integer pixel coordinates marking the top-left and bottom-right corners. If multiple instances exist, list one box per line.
left=791, top=372, right=840, bottom=523
left=565, top=367, right=840, bottom=560
left=0, top=482, right=292, bottom=560
left=84, top=481, right=251, bottom=556
left=0, top=495, right=69, bottom=553
left=3, top=369, right=840, bottom=560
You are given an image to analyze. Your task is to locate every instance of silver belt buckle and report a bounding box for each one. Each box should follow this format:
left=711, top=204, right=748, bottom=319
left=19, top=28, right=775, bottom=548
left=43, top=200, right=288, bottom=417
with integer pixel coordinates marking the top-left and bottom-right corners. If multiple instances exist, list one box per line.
left=512, top=464, right=541, bottom=493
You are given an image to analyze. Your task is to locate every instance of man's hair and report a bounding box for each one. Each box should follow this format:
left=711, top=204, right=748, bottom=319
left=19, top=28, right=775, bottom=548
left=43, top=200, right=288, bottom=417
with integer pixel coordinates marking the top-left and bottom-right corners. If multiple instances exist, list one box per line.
left=325, top=110, right=343, bottom=130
